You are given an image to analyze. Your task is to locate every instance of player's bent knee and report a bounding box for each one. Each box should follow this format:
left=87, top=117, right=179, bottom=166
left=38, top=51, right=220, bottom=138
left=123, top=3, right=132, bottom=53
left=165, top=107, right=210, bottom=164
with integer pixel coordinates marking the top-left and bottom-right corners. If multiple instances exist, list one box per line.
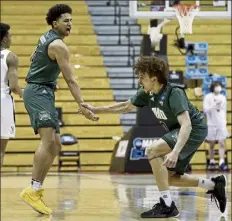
left=147, top=139, right=172, bottom=161
left=147, top=142, right=161, bottom=160
left=147, top=149, right=159, bottom=160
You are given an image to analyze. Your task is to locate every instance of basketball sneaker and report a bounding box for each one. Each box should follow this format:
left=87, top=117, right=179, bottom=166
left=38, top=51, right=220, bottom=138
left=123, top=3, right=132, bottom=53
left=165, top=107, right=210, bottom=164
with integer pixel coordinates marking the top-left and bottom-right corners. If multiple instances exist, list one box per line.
left=140, top=198, right=179, bottom=218
left=20, top=187, right=52, bottom=215
left=206, top=175, right=227, bottom=213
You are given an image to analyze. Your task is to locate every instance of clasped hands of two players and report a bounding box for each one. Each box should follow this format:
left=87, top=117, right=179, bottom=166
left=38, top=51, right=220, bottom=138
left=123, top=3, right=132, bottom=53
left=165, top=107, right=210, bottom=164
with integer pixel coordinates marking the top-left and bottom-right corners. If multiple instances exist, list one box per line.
left=54, top=87, right=98, bottom=121
left=77, top=103, right=99, bottom=121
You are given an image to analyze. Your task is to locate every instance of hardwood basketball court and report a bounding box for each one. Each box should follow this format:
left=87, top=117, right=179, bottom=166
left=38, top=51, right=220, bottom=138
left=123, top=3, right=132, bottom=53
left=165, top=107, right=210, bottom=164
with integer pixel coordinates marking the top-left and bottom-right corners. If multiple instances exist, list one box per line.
left=1, top=172, right=231, bottom=221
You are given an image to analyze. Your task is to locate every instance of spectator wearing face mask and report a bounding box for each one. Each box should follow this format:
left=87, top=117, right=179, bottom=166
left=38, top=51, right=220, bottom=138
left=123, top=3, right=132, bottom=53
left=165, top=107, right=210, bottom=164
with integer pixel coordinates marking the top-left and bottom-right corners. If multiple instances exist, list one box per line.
left=203, top=81, right=229, bottom=171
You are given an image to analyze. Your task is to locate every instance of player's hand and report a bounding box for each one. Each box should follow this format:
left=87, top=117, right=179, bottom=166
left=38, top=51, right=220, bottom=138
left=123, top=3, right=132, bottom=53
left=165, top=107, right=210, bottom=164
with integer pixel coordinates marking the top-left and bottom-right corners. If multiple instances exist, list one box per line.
left=77, top=103, right=97, bottom=114
left=55, top=84, right=59, bottom=92
left=163, top=151, right=179, bottom=168
left=79, top=106, right=99, bottom=121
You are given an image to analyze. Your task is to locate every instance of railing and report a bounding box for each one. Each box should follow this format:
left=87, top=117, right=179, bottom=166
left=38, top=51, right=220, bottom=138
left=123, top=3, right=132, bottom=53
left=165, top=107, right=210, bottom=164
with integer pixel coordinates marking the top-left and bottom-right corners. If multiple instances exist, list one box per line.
left=106, top=0, right=122, bottom=44
left=131, top=43, right=136, bottom=88
left=116, top=1, right=122, bottom=44
left=127, top=21, right=131, bottom=66
left=126, top=21, right=136, bottom=88
left=106, top=2, right=136, bottom=88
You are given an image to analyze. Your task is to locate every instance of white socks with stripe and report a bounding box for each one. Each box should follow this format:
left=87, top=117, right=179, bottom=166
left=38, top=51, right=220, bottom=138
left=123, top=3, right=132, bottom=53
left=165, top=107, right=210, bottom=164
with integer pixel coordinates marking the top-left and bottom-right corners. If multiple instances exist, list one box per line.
left=198, top=178, right=215, bottom=190
left=160, top=190, right=172, bottom=207
left=31, top=179, right=42, bottom=191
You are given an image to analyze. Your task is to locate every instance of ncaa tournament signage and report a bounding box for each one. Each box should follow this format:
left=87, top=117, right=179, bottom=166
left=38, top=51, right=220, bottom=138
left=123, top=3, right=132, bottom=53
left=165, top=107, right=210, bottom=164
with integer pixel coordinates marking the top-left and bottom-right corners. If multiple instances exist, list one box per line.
left=110, top=106, right=166, bottom=173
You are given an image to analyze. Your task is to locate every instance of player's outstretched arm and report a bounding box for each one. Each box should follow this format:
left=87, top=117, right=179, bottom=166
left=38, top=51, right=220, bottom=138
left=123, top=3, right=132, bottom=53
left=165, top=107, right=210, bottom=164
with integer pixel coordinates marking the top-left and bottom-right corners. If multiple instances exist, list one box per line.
left=49, top=39, right=98, bottom=121
left=78, top=99, right=136, bottom=114
left=49, top=39, right=84, bottom=104
left=7, top=52, right=23, bottom=98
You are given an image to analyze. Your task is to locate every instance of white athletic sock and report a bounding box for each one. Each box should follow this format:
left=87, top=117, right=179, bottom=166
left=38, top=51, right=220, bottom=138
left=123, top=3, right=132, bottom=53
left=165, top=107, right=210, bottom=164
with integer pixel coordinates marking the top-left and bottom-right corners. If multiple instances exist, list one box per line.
left=198, top=178, right=215, bottom=190
left=31, top=179, right=42, bottom=191
left=219, top=158, right=225, bottom=166
left=160, top=190, right=172, bottom=207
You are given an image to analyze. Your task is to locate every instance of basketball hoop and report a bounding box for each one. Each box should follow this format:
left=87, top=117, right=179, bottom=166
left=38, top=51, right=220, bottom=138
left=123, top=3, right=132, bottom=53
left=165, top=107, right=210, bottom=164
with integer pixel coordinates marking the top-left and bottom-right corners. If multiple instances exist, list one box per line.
left=172, top=4, right=199, bottom=35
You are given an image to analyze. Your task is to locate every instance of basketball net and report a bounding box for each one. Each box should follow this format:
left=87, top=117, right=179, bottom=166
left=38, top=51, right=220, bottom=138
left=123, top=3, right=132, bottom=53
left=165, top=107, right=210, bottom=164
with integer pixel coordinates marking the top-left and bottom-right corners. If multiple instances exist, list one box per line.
left=173, top=4, right=199, bottom=35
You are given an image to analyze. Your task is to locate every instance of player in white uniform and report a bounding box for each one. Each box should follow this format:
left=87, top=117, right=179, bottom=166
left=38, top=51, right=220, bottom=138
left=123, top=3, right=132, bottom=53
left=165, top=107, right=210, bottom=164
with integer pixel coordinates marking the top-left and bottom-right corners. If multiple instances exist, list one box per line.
left=1, top=23, right=23, bottom=165
left=203, top=81, right=229, bottom=171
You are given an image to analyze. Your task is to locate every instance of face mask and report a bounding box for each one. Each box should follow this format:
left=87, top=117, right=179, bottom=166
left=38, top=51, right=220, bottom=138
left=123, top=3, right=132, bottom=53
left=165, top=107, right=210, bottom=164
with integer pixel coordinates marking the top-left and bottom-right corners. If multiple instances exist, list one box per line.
left=214, top=86, right=222, bottom=93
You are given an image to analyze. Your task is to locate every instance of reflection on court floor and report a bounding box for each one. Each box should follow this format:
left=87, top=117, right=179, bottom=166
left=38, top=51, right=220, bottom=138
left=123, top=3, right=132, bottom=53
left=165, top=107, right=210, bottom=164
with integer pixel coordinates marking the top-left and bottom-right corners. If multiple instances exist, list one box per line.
left=1, top=173, right=231, bottom=221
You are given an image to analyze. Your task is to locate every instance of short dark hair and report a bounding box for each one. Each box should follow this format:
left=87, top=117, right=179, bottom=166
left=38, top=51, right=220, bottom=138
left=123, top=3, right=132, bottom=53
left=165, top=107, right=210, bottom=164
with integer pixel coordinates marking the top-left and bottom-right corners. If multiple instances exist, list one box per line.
left=46, top=4, right=72, bottom=26
left=133, top=56, right=169, bottom=84
left=0, top=23, right=10, bottom=42
left=210, top=81, right=223, bottom=92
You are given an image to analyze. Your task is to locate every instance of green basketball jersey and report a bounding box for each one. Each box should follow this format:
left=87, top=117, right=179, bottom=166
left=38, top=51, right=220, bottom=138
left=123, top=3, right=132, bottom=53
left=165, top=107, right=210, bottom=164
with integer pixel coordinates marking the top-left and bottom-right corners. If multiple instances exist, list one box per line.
left=25, top=30, right=62, bottom=86
left=130, top=83, right=204, bottom=131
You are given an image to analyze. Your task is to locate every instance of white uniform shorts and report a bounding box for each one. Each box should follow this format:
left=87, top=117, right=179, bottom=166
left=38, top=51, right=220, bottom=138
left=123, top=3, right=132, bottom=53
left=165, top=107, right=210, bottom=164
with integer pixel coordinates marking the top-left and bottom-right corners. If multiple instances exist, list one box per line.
left=206, top=126, right=229, bottom=141
left=1, top=94, right=15, bottom=139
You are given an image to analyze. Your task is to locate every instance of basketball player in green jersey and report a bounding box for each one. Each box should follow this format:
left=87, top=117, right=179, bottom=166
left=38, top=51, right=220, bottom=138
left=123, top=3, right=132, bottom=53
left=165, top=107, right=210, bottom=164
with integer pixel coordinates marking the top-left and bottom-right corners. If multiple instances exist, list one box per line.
left=78, top=56, right=227, bottom=218
left=20, top=4, right=98, bottom=215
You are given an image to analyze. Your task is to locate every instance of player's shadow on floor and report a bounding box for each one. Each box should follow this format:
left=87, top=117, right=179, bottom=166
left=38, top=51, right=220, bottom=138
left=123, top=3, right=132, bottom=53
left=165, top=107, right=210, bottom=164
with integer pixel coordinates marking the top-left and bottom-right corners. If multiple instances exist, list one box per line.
left=33, top=211, right=65, bottom=221
left=33, top=216, right=52, bottom=221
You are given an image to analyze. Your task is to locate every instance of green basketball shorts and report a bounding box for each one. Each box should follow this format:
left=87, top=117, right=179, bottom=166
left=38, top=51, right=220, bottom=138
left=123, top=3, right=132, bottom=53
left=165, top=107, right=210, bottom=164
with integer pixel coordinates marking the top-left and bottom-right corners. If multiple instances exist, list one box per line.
left=23, top=83, right=60, bottom=134
left=162, top=118, right=208, bottom=174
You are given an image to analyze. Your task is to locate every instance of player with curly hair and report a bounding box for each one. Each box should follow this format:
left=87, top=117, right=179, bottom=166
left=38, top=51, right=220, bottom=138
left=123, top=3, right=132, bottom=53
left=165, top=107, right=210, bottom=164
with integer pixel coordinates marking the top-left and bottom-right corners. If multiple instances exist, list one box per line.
left=78, top=56, right=227, bottom=218
left=20, top=4, right=98, bottom=215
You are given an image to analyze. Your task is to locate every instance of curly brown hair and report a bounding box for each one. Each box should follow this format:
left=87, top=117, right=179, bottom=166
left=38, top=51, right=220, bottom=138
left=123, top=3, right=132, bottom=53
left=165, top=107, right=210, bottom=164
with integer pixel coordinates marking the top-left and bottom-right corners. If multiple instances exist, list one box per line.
left=46, top=4, right=72, bottom=27
left=133, top=56, right=169, bottom=84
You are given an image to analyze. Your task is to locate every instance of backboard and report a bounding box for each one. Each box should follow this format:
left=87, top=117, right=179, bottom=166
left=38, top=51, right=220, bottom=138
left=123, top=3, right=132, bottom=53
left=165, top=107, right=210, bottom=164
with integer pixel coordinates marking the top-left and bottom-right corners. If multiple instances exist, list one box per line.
left=129, top=0, right=231, bottom=19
